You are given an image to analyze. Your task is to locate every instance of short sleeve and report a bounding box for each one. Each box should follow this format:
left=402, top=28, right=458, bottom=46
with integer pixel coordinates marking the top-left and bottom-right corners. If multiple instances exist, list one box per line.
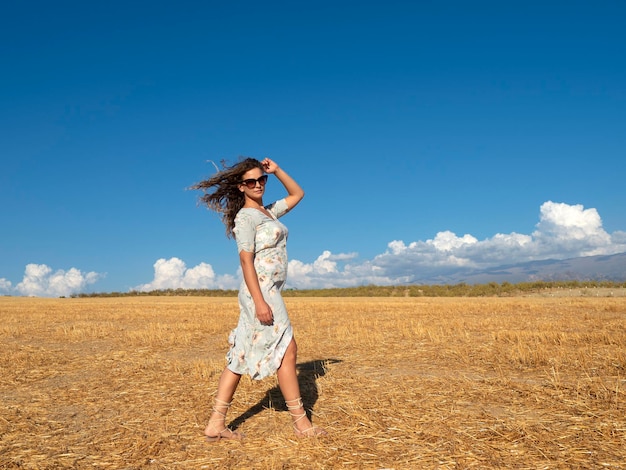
left=233, top=211, right=257, bottom=253
left=266, top=198, right=289, bottom=218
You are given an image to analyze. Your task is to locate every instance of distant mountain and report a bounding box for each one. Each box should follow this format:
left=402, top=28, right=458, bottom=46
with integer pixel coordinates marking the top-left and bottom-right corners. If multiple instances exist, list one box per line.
left=415, top=252, right=626, bottom=285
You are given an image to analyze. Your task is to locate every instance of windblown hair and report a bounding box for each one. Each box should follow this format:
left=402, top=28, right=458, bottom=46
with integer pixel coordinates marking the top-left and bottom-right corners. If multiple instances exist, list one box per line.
left=191, top=157, right=264, bottom=238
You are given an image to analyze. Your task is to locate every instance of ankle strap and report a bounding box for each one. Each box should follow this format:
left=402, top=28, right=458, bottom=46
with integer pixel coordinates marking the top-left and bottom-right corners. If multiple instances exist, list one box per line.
left=211, top=398, right=232, bottom=420
left=285, top=397, right=303, bottom=410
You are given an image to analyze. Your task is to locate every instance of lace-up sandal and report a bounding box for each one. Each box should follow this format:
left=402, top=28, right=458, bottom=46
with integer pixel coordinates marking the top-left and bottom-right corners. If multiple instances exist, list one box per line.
left=285, top=397, right=327, bottom=437
left=205, top=398, right=244, bottom=442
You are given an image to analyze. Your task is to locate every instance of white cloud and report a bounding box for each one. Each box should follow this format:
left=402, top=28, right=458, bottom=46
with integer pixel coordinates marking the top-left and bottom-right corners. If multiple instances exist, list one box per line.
left=133, top=201, right=626, bottom=291
left=282, top=201, right=626, bottom=287
left=3, top=201, right=622, bottom=295
left=134, top=257, right=239, bottom=292
left=430, top=231, right=479, bottom=251
left=0, top=278, right=13, bottom=292
left=3, top=264, right=102, bottom=297
left=612, top=230, right=626, bottom=244
left=0, top=201, right=604, bottom=297
left=287, top=251, right=375, bottom=289
left=532, top=201, right=612, bottom=256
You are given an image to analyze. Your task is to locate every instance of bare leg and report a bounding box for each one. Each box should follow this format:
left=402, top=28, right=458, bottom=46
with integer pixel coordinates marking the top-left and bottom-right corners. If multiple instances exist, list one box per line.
left=277, top=339, right=327, bottom=436
left=205, top=367, right=243, bottom=440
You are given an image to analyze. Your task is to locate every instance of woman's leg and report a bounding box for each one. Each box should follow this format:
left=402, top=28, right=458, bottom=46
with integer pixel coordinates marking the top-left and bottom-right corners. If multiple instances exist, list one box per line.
left=205, top=367, right=243, bottom=440
left=277, top=338, right=326, bottom=436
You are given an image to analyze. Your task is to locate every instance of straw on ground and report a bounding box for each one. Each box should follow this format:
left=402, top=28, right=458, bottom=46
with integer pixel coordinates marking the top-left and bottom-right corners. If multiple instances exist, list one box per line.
left=1, top=296, right=624, bottom=469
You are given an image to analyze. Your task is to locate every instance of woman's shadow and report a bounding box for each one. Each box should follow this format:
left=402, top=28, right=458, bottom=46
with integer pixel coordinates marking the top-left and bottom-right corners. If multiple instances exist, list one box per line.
left=228, top=358, right=341, bottom=431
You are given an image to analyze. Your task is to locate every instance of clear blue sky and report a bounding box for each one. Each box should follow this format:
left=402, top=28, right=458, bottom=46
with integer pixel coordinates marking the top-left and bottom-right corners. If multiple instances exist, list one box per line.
left=2, top=0, right=625, bottom=296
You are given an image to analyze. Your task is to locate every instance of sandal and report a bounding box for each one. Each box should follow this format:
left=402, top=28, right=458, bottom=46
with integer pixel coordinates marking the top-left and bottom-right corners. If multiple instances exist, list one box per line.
left=205, top=398, right=244, bottom=442
left=285, top=397, right=327, bottom=437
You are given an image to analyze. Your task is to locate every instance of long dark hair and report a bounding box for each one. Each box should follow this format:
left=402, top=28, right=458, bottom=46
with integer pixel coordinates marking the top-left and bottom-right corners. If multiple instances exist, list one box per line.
left=191, top=157, right=264, bottom=238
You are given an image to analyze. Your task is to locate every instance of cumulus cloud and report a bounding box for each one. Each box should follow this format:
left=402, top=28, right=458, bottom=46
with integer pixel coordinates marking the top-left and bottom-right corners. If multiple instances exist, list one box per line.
left=612, top=230, right=626, bottom=244
left=0, top=264, right=102, bottom=297
left=134, top=257, right=238, bottom=292
left=287, top=251, right=403, bottom=289
left=8, top=201, right=621, bottom=296
left=532, top=201, right=612, bottom=256
left=284, top=201, right=626, bottom=287
left=121, top=201, right=626, bottom=291
left=287, top=251, right=375, bottom=289
left=0, top=278, right=13, bottom=292
left=3, top=201, right=620, bottom=295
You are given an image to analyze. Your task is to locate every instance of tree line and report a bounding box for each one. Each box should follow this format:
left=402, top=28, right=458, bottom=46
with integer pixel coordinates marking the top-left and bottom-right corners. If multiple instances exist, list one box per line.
left=70, top=280, right=626, bottom=298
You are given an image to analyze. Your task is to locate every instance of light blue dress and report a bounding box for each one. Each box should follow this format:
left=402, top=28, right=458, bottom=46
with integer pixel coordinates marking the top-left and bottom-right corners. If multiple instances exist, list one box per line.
left=226, top=198, right=293, bottom=380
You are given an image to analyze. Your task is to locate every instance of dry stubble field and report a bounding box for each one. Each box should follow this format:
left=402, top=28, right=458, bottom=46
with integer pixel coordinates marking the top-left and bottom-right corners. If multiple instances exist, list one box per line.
left=0, top=295, right=624, bottom=469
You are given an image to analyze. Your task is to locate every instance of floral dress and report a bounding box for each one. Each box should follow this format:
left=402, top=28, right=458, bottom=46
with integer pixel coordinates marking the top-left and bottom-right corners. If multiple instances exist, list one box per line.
left=226, top=198, right=293, bottom=380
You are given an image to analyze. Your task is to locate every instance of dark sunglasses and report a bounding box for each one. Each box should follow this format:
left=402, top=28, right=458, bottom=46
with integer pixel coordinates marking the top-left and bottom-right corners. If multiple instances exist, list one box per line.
left=240, top=174, right=268, bottom=189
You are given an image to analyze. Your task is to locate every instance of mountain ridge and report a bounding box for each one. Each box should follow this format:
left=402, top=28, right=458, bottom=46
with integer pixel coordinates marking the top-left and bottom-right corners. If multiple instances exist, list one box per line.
left=414, top=252, right=626, bottom=285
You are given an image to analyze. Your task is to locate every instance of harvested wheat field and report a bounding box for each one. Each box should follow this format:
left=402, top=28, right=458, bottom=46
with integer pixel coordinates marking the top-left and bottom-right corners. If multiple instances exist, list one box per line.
left=1, top=296, right=625, bottom=469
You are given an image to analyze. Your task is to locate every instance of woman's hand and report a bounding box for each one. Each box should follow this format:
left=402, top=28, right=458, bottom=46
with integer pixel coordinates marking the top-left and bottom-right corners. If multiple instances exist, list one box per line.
left=255, top=300, right=274, bottom=325
left=262, top=158, right=304, bottom=211
left=261, top=158, right=279, bottom=174
left=239, top=251, right=274, bottom=325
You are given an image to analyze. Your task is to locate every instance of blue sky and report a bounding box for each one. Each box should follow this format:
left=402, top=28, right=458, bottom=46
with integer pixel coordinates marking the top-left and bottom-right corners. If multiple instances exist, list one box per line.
left=2, top=1, right=625, bottom=296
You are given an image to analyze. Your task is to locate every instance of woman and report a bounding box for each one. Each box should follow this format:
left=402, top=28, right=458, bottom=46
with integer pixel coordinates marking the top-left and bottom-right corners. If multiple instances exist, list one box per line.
left=192, top=157, right=326, bottom=441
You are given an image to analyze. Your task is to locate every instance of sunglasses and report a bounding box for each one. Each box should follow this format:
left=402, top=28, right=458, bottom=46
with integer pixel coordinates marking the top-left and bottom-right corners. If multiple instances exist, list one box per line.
left=240, top=174, right=268, bottom=189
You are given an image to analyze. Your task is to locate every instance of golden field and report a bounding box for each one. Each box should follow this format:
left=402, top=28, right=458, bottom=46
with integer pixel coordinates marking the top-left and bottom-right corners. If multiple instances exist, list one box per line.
left=1, top=296, right=624, bottom=469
